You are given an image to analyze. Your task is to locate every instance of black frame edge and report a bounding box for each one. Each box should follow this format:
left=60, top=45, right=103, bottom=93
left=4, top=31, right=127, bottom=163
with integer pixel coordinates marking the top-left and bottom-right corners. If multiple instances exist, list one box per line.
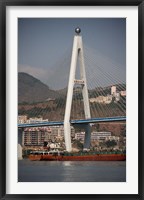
left=0, top=0, right=144, bottom=200
left=0, top=0, right=143, bottom=6
left=138, top=1, right=144, bottom=200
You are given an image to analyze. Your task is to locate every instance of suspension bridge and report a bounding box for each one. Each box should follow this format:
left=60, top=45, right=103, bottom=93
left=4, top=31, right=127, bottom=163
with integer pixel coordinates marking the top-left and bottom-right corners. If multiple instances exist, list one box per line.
left=18, top=27, right=126, bottom=152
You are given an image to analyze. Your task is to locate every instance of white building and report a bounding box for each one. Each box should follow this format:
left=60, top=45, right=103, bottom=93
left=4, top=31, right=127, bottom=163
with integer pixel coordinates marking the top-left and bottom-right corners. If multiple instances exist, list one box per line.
left=75, top=132, right=85, bottom=140
left=18, top=115, right=27, bottom=124
left=120, top=91, right=126, bottom=96
left=23, top=126, right=75, bottom=146
left=27, top=117, right=49, bottom=123
left=111, top=85, right=116, bottom=95
left=114, top=92, right=120, bottom=101
left=75, top=131, right=112, bottom=141
left=105, top=136, right=120, bottom=142
left=90, top=95, right=113, bottom=104
left=104, top=95, right=113, bottom=104
left=91, top=132, right=111, bottom=140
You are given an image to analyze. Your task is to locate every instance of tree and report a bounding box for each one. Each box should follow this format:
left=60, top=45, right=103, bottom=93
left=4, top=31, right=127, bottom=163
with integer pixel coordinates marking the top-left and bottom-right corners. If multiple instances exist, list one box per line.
left=105, top=140, right=117, bottom=148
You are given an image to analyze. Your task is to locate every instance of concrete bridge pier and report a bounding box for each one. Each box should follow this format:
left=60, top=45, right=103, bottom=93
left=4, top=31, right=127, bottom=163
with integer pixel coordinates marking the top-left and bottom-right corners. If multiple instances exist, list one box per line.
left=74, top=123, right=91, bottom=150
left=83, top=123, right=91, bottom=150
left=18, top=144, right=22, bottom=160
left=18, top=128, right=24, bottom=160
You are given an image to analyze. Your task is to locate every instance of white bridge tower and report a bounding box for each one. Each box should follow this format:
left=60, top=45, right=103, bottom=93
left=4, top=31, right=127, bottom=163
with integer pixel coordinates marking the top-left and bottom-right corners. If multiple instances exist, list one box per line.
left=64, top=28, right=91, bottom=152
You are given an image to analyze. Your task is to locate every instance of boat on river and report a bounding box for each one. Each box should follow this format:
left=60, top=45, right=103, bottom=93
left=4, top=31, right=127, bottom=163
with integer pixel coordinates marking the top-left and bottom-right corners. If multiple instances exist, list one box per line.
left=28, top=150, right=126, bottom=161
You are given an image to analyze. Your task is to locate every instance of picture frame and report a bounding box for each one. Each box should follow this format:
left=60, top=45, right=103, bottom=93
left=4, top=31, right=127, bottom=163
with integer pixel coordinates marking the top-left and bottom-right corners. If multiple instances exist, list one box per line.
left=0, top=0, right=144, bottom=199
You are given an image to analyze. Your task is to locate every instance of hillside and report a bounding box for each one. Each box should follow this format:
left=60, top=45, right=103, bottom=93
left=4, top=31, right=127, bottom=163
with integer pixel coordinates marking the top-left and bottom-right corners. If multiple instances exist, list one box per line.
left=18, top=72, right=60, bottom=103
left=18, top=72, right=126, bottom=120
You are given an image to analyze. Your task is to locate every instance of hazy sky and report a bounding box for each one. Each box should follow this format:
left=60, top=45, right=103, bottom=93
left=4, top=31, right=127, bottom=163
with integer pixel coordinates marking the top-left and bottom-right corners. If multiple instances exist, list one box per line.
left=18, top=18, right=126, bottom=89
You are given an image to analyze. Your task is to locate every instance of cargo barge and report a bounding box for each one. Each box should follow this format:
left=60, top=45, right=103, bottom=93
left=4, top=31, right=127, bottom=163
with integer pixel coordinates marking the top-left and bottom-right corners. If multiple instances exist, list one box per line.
left=29, top=150, right=126, bottom=161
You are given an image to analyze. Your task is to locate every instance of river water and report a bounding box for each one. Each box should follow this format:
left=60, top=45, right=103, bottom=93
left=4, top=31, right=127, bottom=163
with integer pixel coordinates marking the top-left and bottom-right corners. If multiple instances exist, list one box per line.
left=18, top=159, right=126, bottom=182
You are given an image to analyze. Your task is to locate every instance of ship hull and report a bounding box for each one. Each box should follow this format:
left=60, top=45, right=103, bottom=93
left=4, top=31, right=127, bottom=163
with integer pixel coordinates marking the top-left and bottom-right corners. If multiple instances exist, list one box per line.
left=29, top=154, right=126, bottom=161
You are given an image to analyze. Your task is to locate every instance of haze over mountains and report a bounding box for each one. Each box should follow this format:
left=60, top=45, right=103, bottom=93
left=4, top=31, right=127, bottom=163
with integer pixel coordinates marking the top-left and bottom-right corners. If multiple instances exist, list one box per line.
left=18, top=72, right=126, bottom=104
left=18, top=72, right=61, bottom=103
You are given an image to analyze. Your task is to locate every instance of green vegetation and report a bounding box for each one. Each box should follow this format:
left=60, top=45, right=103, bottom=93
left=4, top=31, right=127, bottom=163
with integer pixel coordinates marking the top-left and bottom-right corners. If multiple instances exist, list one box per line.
left=105, top=140, right=117, bottom=148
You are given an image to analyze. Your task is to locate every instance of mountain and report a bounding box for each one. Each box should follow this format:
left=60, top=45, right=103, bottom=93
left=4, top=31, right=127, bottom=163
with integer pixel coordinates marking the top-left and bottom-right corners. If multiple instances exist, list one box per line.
left=18, top=72, right=60, bottom=103
left=56, top=87, right=67, bottom=96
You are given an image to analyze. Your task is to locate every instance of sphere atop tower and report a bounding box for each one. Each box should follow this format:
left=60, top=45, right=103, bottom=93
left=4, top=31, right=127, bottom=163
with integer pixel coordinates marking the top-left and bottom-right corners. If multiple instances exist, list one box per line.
left=75, top=27, right=81, bottom=34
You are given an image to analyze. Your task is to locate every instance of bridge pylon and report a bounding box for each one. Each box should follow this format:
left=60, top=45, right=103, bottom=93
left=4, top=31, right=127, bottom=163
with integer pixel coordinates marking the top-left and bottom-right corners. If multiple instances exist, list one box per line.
left=64, top=28, right=91, bottom=152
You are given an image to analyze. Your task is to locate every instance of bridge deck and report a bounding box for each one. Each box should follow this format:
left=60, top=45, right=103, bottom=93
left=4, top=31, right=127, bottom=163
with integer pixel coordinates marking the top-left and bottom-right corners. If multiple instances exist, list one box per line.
left=18, top=116, right=126, bottom=128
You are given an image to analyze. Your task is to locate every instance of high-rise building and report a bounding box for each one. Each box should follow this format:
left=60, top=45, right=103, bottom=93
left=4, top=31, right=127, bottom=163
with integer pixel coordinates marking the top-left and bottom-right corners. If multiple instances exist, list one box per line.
left=22, top=126, right=75, bottom=146
left=23, top=130, right=45, bottom=146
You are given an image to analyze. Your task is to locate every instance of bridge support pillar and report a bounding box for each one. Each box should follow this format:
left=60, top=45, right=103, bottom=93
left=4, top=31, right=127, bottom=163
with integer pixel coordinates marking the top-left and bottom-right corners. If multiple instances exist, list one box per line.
left=18, top=128, right=24, bottom=160
left=18, top=144, right=23, bottom=160
left=83, top=124, right=91, bottom=150
left=74, top=123, right=91, bottom=150
left=64, top=122, right=72, bottom=152
left=64, top=28, right=91, bottom=152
